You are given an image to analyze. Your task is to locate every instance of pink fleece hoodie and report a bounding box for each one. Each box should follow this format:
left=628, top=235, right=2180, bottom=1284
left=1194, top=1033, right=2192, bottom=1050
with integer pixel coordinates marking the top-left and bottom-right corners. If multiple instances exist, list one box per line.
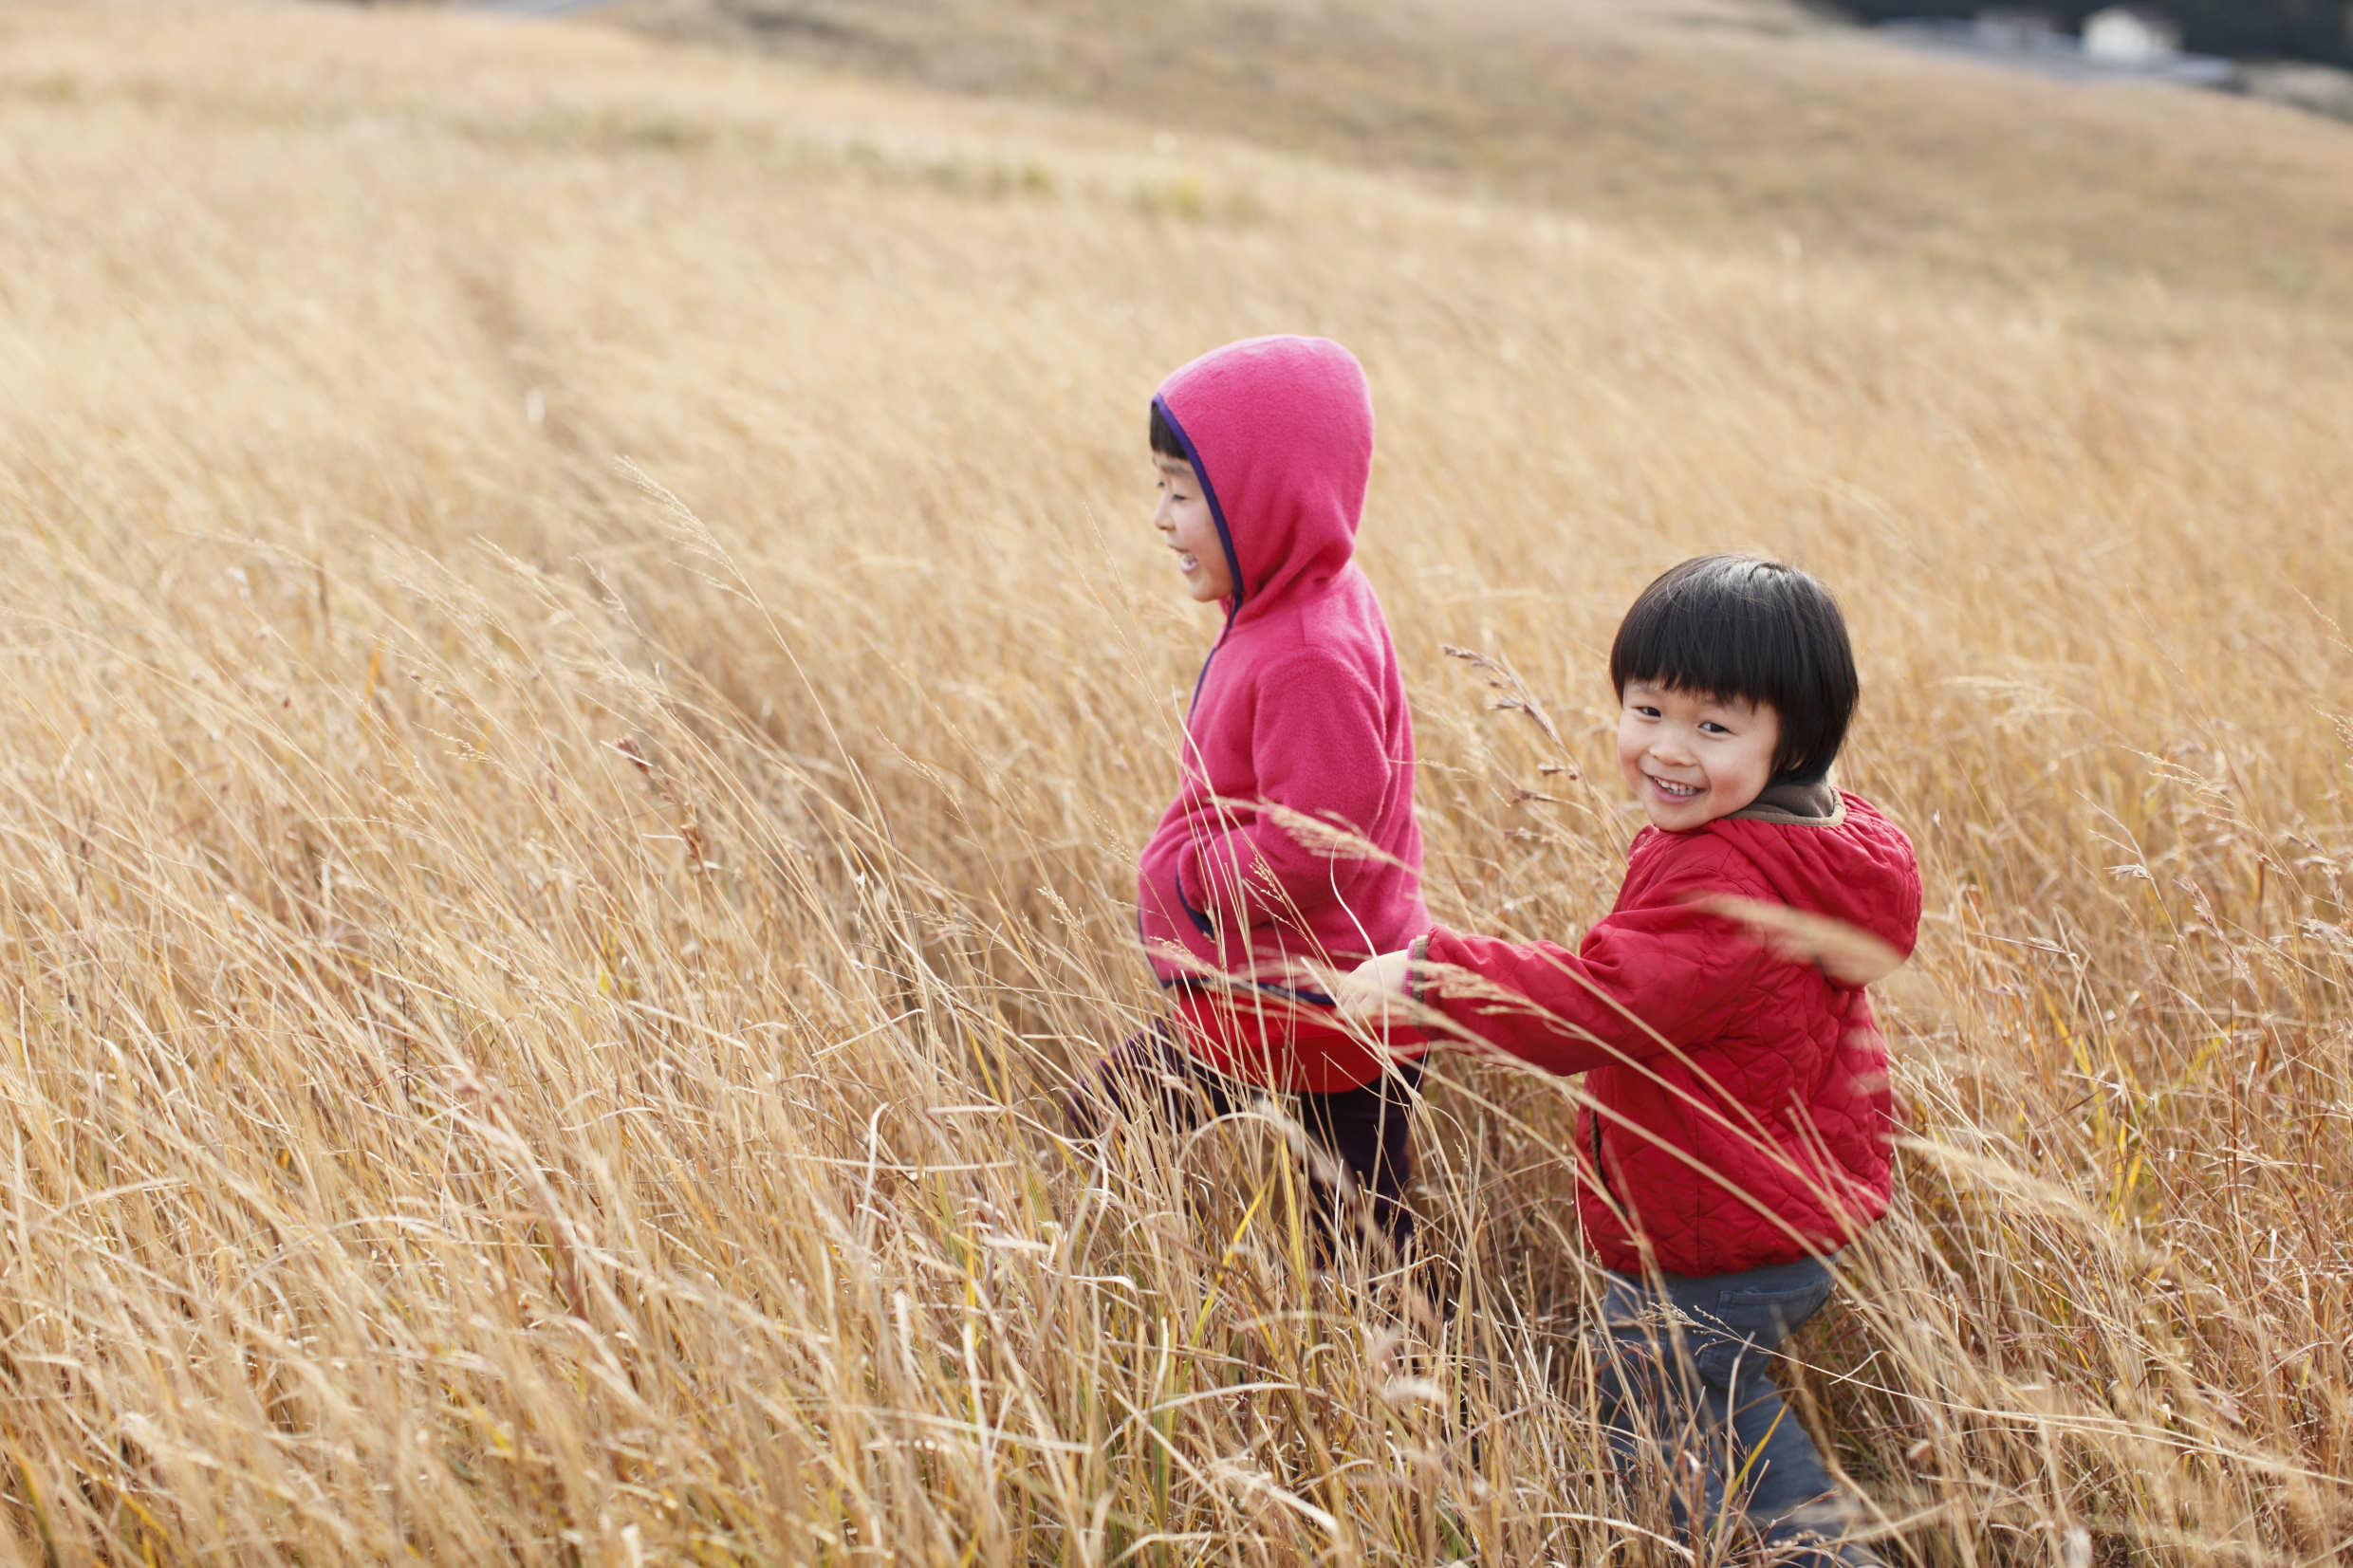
left=1138, top=336, right=1428, bottom=1092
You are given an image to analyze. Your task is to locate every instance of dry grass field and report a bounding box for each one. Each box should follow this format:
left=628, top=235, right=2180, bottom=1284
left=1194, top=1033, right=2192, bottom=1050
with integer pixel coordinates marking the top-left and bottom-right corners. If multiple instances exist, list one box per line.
left=611, top=0, right=2353, bottom=306
left=0, top=0, right=2350, bottom=1562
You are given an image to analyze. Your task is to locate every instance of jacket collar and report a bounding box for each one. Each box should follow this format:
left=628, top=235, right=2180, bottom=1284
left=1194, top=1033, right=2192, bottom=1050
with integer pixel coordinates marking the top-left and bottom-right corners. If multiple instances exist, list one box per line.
left=1727, top=779, right=1844, bottom=827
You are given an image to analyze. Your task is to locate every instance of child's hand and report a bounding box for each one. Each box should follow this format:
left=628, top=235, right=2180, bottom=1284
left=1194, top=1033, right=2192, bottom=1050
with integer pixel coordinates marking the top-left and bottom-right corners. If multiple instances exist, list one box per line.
left=1335, top=950, right=1415, bottom=1025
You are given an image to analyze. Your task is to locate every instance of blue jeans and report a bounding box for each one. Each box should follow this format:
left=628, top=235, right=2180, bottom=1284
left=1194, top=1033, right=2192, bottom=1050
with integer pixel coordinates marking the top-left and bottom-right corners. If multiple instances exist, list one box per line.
left=1596, top=1255, right=1861, bottom=1547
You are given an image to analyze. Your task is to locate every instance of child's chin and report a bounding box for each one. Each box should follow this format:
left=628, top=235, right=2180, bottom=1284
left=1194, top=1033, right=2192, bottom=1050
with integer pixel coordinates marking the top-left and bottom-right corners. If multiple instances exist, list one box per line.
left=1642, top=794, right=1709, bottom=827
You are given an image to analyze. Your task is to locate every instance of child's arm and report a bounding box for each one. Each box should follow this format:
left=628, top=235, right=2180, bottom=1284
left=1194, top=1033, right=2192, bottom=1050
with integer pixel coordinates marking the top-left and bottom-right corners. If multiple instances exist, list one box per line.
left=1177, top=652, right=1397, bottom=929
left=1415, top=841, right=1775, bottom=1078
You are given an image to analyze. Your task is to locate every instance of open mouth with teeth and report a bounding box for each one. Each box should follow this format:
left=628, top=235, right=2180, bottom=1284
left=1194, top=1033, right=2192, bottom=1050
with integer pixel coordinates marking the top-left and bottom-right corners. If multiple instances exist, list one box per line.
left=1646, top=774, right=1702, bottom=802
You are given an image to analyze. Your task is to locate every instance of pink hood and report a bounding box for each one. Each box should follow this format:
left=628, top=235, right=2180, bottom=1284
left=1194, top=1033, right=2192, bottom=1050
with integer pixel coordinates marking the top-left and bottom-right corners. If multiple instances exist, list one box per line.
left=1155, top=335, right=1370, bottom=621
left=1138, top=336, right=1428, bottom=1090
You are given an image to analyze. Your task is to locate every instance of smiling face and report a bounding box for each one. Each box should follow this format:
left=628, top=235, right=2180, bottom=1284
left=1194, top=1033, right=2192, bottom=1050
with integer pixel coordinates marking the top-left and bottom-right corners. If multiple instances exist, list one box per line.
left=1153, top=452, right=1233, bottom=604
left=1617, top=679, right=1782, bottom=832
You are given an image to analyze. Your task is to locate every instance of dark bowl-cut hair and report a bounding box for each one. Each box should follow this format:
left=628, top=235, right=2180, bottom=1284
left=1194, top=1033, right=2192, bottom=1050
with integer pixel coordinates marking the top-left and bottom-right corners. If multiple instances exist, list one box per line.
left=1608, top=554, right=1860, bottom=785
left=1149, top=400, right=1188, bottom=460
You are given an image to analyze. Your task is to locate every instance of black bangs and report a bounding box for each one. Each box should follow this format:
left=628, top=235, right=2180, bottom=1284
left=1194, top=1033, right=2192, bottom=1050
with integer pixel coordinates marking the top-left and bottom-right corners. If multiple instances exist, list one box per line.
left=1149, top=400, right=1187, bottom=459
left=1608, top=554, right=1860, bottom=784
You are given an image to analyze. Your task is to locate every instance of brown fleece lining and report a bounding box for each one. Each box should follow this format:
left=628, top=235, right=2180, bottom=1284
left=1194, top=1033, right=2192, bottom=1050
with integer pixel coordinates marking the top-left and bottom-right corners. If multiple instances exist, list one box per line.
left=1727, top=779, right=1844, bottom=827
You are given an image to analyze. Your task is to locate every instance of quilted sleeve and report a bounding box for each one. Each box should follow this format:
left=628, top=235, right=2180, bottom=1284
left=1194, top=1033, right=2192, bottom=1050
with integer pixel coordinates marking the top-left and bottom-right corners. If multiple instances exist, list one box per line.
left=1420, top=839, right=1774, bottom=1078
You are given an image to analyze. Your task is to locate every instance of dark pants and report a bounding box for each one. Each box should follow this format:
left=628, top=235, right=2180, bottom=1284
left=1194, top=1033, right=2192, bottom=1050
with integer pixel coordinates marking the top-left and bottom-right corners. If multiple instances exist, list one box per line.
left=1069, top=1022, right=1422, bottom=1260
left=1597, top=1255, right=1875, bottom=1560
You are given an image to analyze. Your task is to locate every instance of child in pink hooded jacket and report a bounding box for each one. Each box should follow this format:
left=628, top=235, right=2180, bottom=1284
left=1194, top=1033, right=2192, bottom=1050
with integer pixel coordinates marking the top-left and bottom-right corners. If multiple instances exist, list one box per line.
left=1079, top=335, right=1430, bottom=1254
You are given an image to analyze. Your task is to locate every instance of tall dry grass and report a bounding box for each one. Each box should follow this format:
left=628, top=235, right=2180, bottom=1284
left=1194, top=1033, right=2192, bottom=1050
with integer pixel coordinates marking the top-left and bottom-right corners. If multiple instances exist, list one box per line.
left=0, top=1, right=2350, bottom=1562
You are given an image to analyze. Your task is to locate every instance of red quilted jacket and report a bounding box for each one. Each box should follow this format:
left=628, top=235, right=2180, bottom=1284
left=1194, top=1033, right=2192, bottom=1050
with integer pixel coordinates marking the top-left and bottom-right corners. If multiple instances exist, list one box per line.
left=1423, top=784, right=1920, bottom=1277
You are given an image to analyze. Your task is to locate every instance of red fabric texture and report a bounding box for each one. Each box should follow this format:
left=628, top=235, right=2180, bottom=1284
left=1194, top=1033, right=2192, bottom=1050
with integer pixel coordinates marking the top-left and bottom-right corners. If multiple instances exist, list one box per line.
left=1138, top=336, right=1428, bottom=1093
left=1171, top=986, right=1423, bottom=1093
left=1423, top=793, right=1922, bottom=1276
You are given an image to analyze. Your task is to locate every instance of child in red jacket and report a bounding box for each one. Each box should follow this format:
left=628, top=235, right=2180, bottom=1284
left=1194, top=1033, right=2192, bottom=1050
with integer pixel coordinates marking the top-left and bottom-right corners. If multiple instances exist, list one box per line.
left=1072, top=335, right=1430, bottom=1257
left=1348, top=554, right=1918, bottom=1565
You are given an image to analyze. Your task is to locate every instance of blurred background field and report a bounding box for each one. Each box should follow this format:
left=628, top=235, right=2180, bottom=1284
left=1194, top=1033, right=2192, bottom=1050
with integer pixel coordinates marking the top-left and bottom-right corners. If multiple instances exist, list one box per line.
left=0, top=0, right=2349, bottom=1562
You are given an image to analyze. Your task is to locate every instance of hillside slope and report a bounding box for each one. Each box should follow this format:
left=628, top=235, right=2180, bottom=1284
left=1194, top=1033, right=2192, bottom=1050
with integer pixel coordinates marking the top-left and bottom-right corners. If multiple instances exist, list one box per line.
left=609, top=0, right=2353, bottom=307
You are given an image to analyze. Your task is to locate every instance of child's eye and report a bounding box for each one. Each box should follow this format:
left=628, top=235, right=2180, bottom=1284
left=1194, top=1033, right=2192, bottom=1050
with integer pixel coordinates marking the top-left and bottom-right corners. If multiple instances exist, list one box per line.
left=1699, top=721, right=1731, bottom=735
left=1633, top=706, right=1661, bottom=719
